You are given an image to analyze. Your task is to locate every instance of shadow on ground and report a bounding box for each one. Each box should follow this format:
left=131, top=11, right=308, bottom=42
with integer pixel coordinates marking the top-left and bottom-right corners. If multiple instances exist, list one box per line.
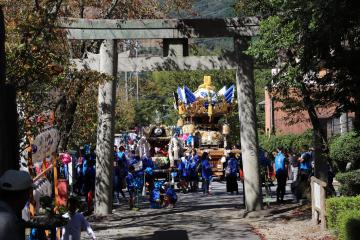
left=110, top=230, right=189, bottom=240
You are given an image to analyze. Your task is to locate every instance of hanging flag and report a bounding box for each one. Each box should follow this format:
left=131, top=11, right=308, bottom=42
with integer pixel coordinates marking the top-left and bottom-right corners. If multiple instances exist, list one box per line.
left=184, top=85, right=196, bottom=104
left=177, top=86, right=186, bottom=104
left=217, top=86, right=227, bottom=96
left=224, top=84, right=235, bottom=103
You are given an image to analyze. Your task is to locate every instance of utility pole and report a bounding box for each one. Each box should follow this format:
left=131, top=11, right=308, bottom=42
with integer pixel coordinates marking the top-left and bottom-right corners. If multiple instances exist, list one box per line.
left=125, top=71, right=128, bottom=102
left=134, top=41, right=140, bottom=103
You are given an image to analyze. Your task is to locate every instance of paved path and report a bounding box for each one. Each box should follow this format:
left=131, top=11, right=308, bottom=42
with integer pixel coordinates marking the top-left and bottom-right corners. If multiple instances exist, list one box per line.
left=86, top=181, right=262, bottom=240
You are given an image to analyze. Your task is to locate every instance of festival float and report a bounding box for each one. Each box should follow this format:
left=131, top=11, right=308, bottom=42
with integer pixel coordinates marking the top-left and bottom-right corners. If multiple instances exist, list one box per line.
left=173, top=75, right=238, bottom=178
left=142, top=123, right=172, bottom=178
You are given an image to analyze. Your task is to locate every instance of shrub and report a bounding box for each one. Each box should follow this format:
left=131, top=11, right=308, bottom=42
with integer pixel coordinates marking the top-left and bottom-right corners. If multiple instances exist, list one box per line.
left=336, top=170, right=360, bottom=196
left=259, top=130, right=312, bottom=153
left=326, top=195, right=360, bottom=229
left=329, top=131, right=360, bottom=171
left=337, top=210, right=360, bottom=240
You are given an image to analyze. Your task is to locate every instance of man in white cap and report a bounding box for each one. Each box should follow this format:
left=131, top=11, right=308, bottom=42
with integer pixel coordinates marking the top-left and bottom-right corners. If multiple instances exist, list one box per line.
left=0, top=169, right=34, bottom=240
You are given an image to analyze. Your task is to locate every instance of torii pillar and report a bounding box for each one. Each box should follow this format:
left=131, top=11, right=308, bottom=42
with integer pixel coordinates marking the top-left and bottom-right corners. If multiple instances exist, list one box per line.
left=235, top=36, right=262, bottom=211
left=95, top=40, right=117, bottom=215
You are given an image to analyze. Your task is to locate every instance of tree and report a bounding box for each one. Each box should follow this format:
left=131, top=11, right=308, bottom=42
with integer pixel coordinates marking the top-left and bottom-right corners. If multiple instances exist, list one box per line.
left=2, top=0, right=193, bottom=215
left=235, top=0, right=360, bottom=181
left=237, top=0, right=360, bottom=134
left=1, top=0, right=195, bottom=152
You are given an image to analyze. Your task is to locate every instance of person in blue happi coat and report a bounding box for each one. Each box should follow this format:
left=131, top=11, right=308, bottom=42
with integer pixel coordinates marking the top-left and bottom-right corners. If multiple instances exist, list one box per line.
left=163, top=183, right=177, bottom=208
left=128, top=150, right=138, bottom=166
left=225, top=152, right=239, bottom=194
left=149, top=181, right=162, bottom=208
left=126, top=165, right=136, bottom=209
left=188, top=149, right=200, bottom=192
left=114, top=146, right=128, bottom=203
left=296, top=144, right=312, bottom=201
left=274, top=146, right=288, bottom=203
left=142, top=155, right=155, bottom=191
left=177, top=157, right=190, bottom=193
left=83, top=157, right=95, bottom=212
left=186, top=134, right=194, bottom=147
left=200, top=152, right=212, bottom=195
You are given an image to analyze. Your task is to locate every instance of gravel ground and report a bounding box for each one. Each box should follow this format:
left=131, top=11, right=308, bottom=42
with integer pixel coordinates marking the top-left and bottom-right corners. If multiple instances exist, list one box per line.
left=249, top=204, right=335, bottom=240
left=82, top=180, right=335, bottom=240
left=85, top=181, right=260, bottom=240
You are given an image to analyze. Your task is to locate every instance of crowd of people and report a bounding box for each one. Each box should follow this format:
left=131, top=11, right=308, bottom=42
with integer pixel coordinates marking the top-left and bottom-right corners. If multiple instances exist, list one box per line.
left=0, top=137, right=328, bottom=240
left=66, top=141, right=242, bottom=212
left=260, top=144, right=332, bottom=203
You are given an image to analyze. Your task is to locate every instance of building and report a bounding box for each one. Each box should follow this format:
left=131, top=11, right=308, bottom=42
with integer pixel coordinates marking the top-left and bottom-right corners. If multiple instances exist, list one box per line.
left=264, top=88, right=354, bottom=138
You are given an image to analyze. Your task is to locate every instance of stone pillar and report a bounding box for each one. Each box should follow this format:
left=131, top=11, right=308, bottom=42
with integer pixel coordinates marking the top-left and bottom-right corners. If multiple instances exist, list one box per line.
left=234, top=36, right=262, bottom=211
left=95, top=40, right=117, bottom=215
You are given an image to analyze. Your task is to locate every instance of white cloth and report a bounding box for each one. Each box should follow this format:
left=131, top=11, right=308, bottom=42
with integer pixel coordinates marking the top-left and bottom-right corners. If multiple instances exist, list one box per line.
left=61, top=213, right=95, bottom=240
left=291, top=166, right=298, bottom=181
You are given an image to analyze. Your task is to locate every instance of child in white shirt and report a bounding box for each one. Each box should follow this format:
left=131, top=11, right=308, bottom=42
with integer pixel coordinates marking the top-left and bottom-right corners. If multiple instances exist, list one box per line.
left=61, top=197, right=96, bottom=240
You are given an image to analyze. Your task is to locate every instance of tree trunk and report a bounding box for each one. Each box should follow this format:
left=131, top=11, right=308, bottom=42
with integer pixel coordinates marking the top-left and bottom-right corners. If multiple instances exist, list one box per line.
left=95, top=40, right=117, bottom=215
left=57, top=80, right=86, bottom=151
left=300, top=83, right=328, bottom=182
left=234, top=36, right=262, bottom=211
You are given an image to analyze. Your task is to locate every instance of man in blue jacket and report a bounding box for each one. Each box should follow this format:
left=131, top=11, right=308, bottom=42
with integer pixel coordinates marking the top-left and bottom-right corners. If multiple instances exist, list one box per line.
left=296, top=144, right=312, bottom=201
left=225, top=152, right=239, bottom=194
left=201, top=152, right=212, bottom=195
left=188, top=149, right=200, bottom=192
left=274, top=146, right=288, bottom=203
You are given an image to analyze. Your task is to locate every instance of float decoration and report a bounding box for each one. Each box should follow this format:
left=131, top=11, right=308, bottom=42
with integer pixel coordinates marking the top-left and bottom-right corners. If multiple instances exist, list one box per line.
left=174, top=75, right=235, bottom=121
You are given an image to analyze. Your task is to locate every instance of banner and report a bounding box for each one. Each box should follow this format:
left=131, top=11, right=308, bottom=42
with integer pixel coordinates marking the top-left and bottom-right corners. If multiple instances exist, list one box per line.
left=32, top=128, right=60, bottom=163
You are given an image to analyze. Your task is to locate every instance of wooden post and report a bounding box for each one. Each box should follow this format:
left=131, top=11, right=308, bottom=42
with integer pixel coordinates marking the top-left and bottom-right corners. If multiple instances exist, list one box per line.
left=0, top=6, right=5, bottom=85
left=311, top=176, right=327, bottom=230
left=0, top=7, right=20, bottom=176
left=95, top=40, right=117, bottom=215
left=234, top=36, right=262, bottom=211
left=53, top=154, right=59, bottom=208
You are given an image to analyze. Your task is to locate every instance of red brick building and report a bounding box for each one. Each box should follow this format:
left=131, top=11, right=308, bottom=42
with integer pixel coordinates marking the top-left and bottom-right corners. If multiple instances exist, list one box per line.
left=264, top=89, right=354, bottom=138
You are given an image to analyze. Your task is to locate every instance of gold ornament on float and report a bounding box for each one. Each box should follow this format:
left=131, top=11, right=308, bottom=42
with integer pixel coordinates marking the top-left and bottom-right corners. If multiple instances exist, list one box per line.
left=177, top=118, right=184, bottom=127
left=178, top=103, right=186, bottom=115
left=222, top=124, right=230, bottom=135
left=183, top=123, right=195, bottom=134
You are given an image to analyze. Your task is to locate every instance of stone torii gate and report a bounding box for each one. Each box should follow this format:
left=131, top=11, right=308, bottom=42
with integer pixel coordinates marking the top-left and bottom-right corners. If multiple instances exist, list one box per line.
left=59, top=17, right=262, bottom=215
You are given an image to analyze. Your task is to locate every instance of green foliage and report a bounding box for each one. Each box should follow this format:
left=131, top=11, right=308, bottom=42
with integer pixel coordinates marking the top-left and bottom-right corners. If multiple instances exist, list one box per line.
left=329, top=132, right=360, bottom=171
left=236, top=0, right=360, bottom=131
left=255, top=69, right=271, bottom=130
left=68, top=81, right=99, bottom=148
left=326, top=195, right=360, bottom=230
left=336, top=170, right=360, bottom=196
left=259, top=131, right=312, bottom=153
left=337, top=210, right=360, bottom=240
